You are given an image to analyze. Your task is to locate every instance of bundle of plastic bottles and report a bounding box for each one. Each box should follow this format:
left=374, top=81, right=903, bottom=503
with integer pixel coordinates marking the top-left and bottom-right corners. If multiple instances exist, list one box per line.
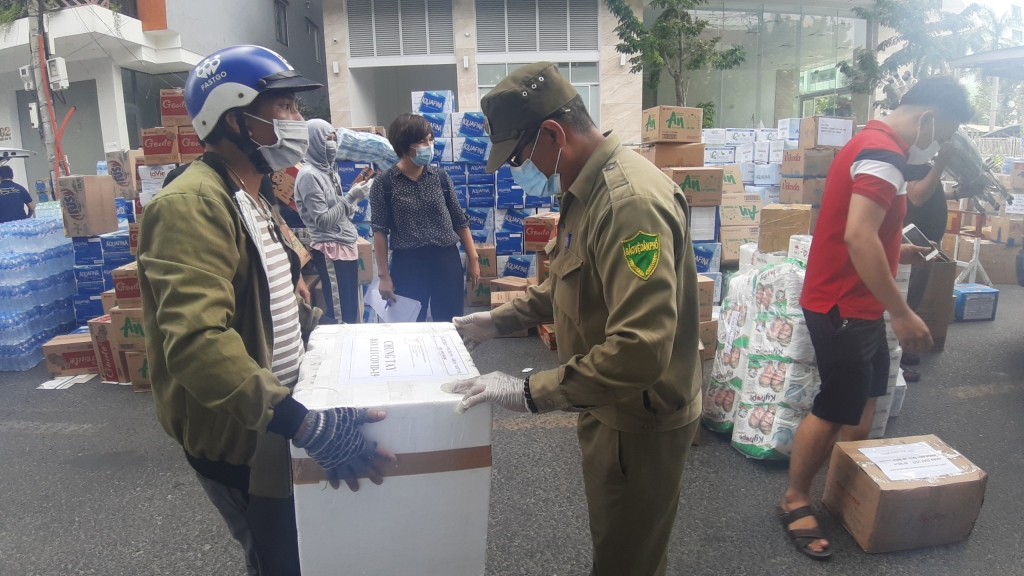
left=0, top=218, right=76, bottom=371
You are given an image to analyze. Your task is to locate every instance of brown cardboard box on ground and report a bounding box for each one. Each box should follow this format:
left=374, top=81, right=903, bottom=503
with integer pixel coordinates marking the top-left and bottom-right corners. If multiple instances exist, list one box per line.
left=720, top=164, right=745, bottom=194
left=466, top=277, right=495, bottom=307
left=758, top=204, right=818, bottom=253
left=177, top=127, right=204, bottom=163
left=697, top=274, right=715, bottom=321
left=641, top=106, right=703, bottom=143
left=58, top=175, right=119, bottom=237
left=112, top=262, right=142, bottom=310
left=719, top=193, right=763, bottom=227
left=914, top=260, right=958, bottom=351
left=798, top=116, right=854, bottom=149
left=88, top=315, right=129, bottom=382
left=42, top=334, right=99, bottom=376
left=110, top=306, right=146, bottom=352
left=491, top=291, right=528, bottom=337
left=159, top=88, right=190, bottom=126
left=524, top=212, right=560, bottom=252
left=491, top=277, right=530, bottom=292
left=536, top=251, right=550, bottom=282
left=720, top=226, right=760, bottom=264
left=356, top=237, right=374, bottom=285
left=781, top=148, right=835, bottom=178
left=125, top=351, right=151, bottom=392
left=662, top=167, right=724, bottom=207
left=104, top=149, right=144, bottom=198
left=128, top=222, right=140, bottom=255
left=475, top=244, right=498, bottom=278
left=823, top=435, right=987, bottom=553
left=538, top=324, right=557, bottom=350
left=639, top=142, right=705, bottom=168
left=699, top=319, right=718, bottom=356
left=141, top=126, right=180, bottom=165
left=956, top=239, right=1019, bottom=284
left=101, top=289, right=117, bottom=315
left=780, top=177, right=826, bottom=205
left=984, top=215, right=1023, bottom=246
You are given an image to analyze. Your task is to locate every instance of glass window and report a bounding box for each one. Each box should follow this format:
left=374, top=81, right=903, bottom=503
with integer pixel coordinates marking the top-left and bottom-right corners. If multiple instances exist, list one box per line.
left=557, top=62, right=570, bottom=79
left=477, top=61, right=601, bottom=127
left=1014, top=5, right=1022, bottom=21
left=307, top=19, right=322, bottom=64
left=275, top=0, right=289, bottom=46
left=478, top=64, right=508, bottom=86
left=570, top=62, right=598, bottom=83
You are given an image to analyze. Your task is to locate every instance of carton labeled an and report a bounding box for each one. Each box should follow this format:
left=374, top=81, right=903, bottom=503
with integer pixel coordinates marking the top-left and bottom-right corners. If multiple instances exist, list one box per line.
left=474, top=243, right=498, bottom=278
left=641, top=106, right=703, bottom=144
left=639, top=142, right=705, bottom=168
left=159, top=88, right=190, bottom=126
left=720, top=226, right=760, bottom=264
left=125, top=351, right=151, bottom=392
left=719, top=193, right=763, bottom=227
left=142, top=126, right=180, bottom=165
left=42, top=334, right=99, bottom=376
left=466, top=277, right=495, bottom=307
left=720, top=164, right=745, bottom=194
left=662, top=167, right=724, bottom=207
left=110, top=306, right=146, bottom=352
left=58, top=175, right=119, bottom=237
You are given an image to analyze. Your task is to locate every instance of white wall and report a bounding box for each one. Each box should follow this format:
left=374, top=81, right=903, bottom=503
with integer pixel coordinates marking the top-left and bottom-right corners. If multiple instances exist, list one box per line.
left=364, top=65, right=459, bottom=131
left=71, top=58, right=130, bottom=150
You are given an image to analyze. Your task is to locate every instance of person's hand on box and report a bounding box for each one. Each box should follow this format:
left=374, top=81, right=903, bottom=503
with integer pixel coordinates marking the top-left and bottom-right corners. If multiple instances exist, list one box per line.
left=442, top=372, right=529, bottom=414
left=453, top=312, right=499, bottom=351
left=294, top=408, right=397, bottom=491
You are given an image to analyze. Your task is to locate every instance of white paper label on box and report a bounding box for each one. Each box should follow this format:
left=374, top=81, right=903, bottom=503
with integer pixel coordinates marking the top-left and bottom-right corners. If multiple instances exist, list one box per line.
left=434, top=335, right=470, bottom=377
left=963, top=294, right=996, bottom=320
left=1005, top=193, right=1024, bottom=215
left=859, top=441, right=962, bottom=481
left=348, top=335, right=435, bottom=380
left=817, top=118, right=853, bottom=147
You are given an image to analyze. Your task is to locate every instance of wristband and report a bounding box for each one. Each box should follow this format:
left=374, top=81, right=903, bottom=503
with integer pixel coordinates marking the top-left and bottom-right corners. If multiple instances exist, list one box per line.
left=524, top=376, right=539, bottom=414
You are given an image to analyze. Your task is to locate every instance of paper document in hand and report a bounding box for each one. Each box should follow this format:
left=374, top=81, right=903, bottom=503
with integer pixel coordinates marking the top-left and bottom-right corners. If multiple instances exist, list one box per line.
left=366, top=277, right=422, bottom=322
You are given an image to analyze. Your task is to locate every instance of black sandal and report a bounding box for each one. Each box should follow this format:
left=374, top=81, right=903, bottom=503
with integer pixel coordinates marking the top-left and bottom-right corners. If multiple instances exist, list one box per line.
left=778, top=505, right=833, bottom=560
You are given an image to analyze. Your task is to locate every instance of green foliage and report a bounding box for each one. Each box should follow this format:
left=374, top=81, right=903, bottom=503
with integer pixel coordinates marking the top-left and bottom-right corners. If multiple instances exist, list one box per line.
left=696, top=101, right=715, bottom=128
left=971, top=77, right=1024, bottom=127
left=606, top=0, right=746, bottom=107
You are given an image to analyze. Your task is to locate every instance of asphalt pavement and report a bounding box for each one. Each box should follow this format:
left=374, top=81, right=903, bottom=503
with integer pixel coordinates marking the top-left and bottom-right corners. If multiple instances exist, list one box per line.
left=1, top=287, right=1023, bottom=576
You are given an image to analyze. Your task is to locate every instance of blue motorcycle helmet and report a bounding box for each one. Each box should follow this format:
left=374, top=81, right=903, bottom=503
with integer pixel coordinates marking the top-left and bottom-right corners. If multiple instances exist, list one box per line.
left=184, top=45, right=321, bottom=174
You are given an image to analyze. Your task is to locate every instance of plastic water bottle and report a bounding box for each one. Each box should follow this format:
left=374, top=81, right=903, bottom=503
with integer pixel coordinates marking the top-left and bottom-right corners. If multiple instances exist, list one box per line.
left=96, top=160, right=108, bottom=176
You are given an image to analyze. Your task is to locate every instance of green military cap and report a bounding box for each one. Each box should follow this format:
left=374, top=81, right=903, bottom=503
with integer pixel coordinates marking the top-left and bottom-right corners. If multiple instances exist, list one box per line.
left=480, top=62, right=578, bottom=173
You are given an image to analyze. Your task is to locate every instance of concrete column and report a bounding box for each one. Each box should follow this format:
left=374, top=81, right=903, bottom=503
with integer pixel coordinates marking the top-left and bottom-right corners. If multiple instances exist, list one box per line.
left=74, top=59, right=130, bottom=150
left=598, top=0, right=643, bottom=145
left=323, top=0, right=352, bottom=127
left=453, top=0, right=479, bottom=112
left=0, top=73, right=28, bottom=185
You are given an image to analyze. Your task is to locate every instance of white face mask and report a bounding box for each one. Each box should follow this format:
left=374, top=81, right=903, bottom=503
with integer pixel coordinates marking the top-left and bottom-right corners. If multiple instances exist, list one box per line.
left=907, top=114, right=941, bottom=165
left=244, top=113, right=310, bottom=172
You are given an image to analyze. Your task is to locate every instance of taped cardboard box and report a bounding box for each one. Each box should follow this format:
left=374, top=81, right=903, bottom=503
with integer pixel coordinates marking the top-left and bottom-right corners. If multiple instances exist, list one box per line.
left=88, top=315, right=129, bottom=383
left=780, top=177, right=826, bottom=206
left=291, top=323, right=491, bottom=576
left=697, top=274, right=715, bottom=321
left=110, top=306, right=146, bottom=352
left=42, top=334, right=99, bottom=376
left=538, top=324, right=557, bottom=350
left=466, top=277, right=495, bottom=307
left=798, top=116, right=854, bottom=149
left=639, top=142, right=705, bottom=168
left=141, top=126, right=180, bottom=165
left=641, top=106, right=703, bottom=143
left=159, top=88, right=190, bottom=126
left=492, top=291, right=529, bottom=337
left=58, top=175, right=119, bottom=238
left=475, top=244, right=498, bottom=278
left=490, top=276, right=530, bottom=292
left=662, top=167, right=724, bottom=207
left=125, top=351, right=151, bottom=392
left=699, top=319, right=718, bottom=357
left=758, top=204, right=818, bottom=253
left=719, top=193, right=763, bottom=227
left=720, top=226, right=760, bottom=264
left=823, top=435, right=987, bottom=553
left=523, top=212, right=560, bottom=252
left=781, top=148, right=835, bottom=179
left=356, top=237, right=374, bottom=285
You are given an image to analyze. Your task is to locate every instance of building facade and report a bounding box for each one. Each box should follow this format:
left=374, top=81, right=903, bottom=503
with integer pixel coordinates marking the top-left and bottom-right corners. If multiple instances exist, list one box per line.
left=0, top=0, right=327, bottom=188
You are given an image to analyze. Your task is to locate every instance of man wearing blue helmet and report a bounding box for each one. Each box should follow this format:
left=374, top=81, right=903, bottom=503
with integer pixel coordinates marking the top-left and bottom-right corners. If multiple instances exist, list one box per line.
left=137, top=46, right=396, bottom=575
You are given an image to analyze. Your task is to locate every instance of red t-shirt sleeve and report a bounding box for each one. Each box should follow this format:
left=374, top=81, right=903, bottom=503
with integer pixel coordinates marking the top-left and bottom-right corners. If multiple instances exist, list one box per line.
left=851, top=173, right=897, bottom=210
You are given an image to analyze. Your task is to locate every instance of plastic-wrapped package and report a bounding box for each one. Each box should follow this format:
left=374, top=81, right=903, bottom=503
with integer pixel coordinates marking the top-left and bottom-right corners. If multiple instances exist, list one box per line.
left=731, top=402, right=806, bottom=459
left=751, top=259, right=806, bottom=315
left=748, top=311, right=815, bottom=364
left=702, top=270, right=756, bottom=432
left=738, top=243, right=788, bottom=273
left=335, top=127, right=400, bottom=170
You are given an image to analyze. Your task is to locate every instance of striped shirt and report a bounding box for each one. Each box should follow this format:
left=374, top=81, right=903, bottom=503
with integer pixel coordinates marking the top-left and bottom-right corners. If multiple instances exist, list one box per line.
left=802, top=120, right=909, bottom=320
left=244, top=195, right=305, bottom=388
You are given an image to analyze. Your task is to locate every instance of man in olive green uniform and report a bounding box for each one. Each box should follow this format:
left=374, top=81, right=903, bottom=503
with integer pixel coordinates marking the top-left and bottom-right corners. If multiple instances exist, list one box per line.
left=445, top=62, right=702, bottom=576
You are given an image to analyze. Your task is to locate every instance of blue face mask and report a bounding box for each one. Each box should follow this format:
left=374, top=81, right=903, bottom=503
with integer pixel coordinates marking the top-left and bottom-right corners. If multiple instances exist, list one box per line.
left=411, top=144, right=434, bottom=167
left=510, top=137, right=562, bottom=197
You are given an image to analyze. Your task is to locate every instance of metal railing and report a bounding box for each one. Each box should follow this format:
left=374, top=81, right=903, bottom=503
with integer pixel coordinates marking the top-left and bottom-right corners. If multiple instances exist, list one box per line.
left=968, top=136, right=1024, bottom=158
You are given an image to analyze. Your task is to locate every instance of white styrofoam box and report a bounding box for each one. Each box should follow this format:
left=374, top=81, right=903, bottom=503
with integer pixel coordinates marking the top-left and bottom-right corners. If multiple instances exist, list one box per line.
left=753, top=163, right=782, bottom=186
left=498, top=253, right=536, bottom=278
left=756, top=128, right=780, bottom=141
left=768, top=140, right=785, bottom=163
left=725, top=128, right=756, bottom=145
left=754, top=141, right=771, bottom=164
left=784, top=139, right=800, bottom=150
left=138, top=164, right=177, bottom=182
left=291, top=323, right=491, bottom=576
left=778, top=118, right=801, bottom=140
left=418, top=113, right=452, bottom=138
left=890, top=375, right=907, bottom=417
left=494, top=208, right=534, bottom=232
left=693, top=241, right=721, bottom=274
left=468, top=229, right=495, bottom=245
left=740, top=162, right=755, bottom=183
left=452, top=137, right=492, bottom=163
left=433, top=138, right=454, bottom=162
left=411, top=90, right=456, bottom=114
left=763, top=186, right=780, bottom=205
left=733, top=142, right=754, bottom=163
left=451, top=112, right=488, bottom=137
left=702, top=128, right=727, bottom=145
left=705, top=147, right=735, bottom=165
left=465, top=207, right=494, bottom=230
left=691, top=206, right=719, bottom=242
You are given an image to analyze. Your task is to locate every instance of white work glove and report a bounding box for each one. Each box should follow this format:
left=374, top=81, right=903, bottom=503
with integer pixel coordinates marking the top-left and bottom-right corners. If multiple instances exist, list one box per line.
left=453, top=312, right=500, bottom=352
left=442, top=372, right=529, bottom=414
left=347, top=179, right=372, bottom=201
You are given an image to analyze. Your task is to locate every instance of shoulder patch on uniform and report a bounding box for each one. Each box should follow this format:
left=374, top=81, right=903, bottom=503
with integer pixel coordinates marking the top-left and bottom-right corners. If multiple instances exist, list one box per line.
left=621, top=231, right=661, bottom=280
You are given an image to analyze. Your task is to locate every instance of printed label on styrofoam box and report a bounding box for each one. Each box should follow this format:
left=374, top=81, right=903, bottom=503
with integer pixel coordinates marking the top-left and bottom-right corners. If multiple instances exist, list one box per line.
left=433, top=138, right=453, bottom=162
left=465, top=208, right=494, bottom=230
left=754, top=141, right=771, bottom=164
left=454, top=137, right=492, bottom=163
left=525, top=194, right=552, bottom=208
left=411, top=90, right=455, bottom=114
left=693, top=242, right=722, bottom=274
left=725, top=129, right=756, bottom=145
left=756, top=128, right=780, bottom=141
left=733, top=142, right=754, bottom=163
left=502, top=254, right=535, bottom=278
left=452, top=112, right=487, bottom=137
left=496, top=208, right=532, bottom=232
left=702, top=129, right=727, bottom=145
left=496, top=183, right=525, bottom=209
left=705, top=147, right=736, bottom=165
left=468, top=184, right=496, bottom=208
left=470, top=229, right=494, bottom=245
left=778, top=118, right=801, bottom=140
left=740, top=162, right=756, bottom=184
left=495, top=231, right=524, bottom=255
left=420, top=113, right=452, bottom=139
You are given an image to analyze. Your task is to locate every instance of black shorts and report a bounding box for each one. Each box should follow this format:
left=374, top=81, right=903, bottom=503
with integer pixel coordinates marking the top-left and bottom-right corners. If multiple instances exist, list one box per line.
left=804, top=306, right=890, bottom=426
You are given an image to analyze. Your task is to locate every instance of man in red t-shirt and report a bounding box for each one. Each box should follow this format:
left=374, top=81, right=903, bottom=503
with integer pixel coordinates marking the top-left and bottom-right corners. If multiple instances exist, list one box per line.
left=779, top=77, right=974, bottom=560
